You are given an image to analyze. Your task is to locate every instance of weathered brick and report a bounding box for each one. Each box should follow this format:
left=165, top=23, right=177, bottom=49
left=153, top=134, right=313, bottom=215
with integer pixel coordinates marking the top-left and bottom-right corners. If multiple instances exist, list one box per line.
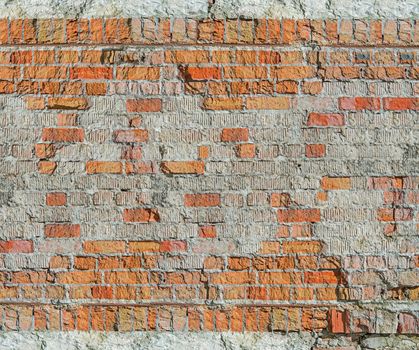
left=184, top=193, right=221, bottom=207
left=42, top=128, right=84, bottom=142
left=160, top=161, right=204, bottom=174
left=123, top=208, right=160, bottom=223
left=45, top=224, right=80, bottom=238
left=126, top=99, right=162, bottom=112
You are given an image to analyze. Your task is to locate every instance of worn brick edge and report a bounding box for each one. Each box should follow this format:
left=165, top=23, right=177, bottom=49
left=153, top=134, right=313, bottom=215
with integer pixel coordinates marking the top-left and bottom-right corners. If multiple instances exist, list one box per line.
left=0, top=303, right=417, bottom=334
left=0, top=18, right=417, bottom=46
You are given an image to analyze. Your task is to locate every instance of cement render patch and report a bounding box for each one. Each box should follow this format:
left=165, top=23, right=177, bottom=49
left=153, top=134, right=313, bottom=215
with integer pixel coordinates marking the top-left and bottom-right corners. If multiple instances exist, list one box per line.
left=0, top=0, right=417, bottom=18
left=0, top=332, right=418, bottom=349
left=0, top=331, right=316, bottom=350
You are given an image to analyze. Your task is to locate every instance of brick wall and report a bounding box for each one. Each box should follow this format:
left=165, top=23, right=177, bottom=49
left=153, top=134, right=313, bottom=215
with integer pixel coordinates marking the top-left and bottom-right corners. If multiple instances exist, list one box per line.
left=0, top=18, right=417, bottom=335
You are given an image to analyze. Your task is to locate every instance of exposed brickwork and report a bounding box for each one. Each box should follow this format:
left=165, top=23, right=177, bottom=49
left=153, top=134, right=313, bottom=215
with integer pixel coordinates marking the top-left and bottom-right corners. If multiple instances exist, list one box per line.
left=0, top=18, right=417, bottom=335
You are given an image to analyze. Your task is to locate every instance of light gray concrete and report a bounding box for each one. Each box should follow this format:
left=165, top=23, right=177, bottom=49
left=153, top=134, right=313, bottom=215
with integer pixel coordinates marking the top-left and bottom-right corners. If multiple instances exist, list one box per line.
left=0, top=332, right=418, bottom=349
left=0, top=0, right=417, bottom=18
left=0, top=332, right=316, bottom=350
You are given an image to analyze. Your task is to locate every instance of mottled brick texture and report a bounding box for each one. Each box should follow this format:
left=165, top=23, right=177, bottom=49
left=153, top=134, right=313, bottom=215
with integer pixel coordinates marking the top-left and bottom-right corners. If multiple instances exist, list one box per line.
left=0, top=18, right=417, bottom=335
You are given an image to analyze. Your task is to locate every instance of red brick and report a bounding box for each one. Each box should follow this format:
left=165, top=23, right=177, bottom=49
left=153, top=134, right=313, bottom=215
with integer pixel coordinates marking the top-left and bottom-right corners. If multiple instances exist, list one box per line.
left=377, top=208, right=413, bottom=222
left=46, top=192, right=67, bottom=206
left=0, top=240, right=33, bottom=253
left=306, top=144, right=326, bottom=158
left=383, top=98, right=418, bottom=111
left=339, top=97, right=380, bottom=111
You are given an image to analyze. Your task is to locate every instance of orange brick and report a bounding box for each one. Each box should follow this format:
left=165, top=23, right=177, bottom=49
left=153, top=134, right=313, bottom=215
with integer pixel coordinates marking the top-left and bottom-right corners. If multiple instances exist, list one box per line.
left=383, top=98, right=418, bottom=111
left=86, top=161, right=122, bottom=174
left=116, top=67, right=160, bottom=80
left=38, top=161, right=57, bottom=174
left=321, top=177, right=352, bottom=190
left=26, top=97, right=45, bottom=110
left=221, top=128, right=249, bottom=142
left=47, top=97, right=89, bottom=110
left=83, top=241, right=126, bottom=254
left=161, top=161, right=204, bottom=174
left=126, top=99, right=162, bottom=112
left=199, top=225, right=217, bottom=238
left=276, top=81, right=298, bottom=94
left=283, top=241, right=323, bottom=254
left=165, top=50, right=209, bottom=63
left=86, top=82, right=107, bottom=95
left=202, top=97, right=243, bottom=110
left=271, top=193, right=291, bottom=207
left=224, top=66, right=267, bottom=79
left=246, top=97, right=290, bottom=110
left=235, top=144, right=256, bottom=158
left=70, top=67, right=112, bottom=79
left=35, top=144, right=56, bottom=159
left=211, top=272, right=256, bottom=285
left=183, top=67, right=221, bottom=80
left=259, top=272, right=302, bottom=284
left=24, top=66, right=66, bottom=79
left=128, top=241, right=160, bottom=253
left=272, top=66, right=316, bottom=79
left=305, top=271, right=341, bottom=284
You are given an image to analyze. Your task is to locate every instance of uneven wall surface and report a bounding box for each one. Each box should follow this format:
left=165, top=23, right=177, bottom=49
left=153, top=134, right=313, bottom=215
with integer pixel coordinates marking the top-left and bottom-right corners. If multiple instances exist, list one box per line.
left=0, top=13, right=417, bottom=350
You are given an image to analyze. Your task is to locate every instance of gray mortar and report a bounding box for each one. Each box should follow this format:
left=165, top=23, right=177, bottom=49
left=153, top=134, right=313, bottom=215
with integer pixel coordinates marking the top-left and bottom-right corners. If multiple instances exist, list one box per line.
left=0, top=0, right=418, bottom=18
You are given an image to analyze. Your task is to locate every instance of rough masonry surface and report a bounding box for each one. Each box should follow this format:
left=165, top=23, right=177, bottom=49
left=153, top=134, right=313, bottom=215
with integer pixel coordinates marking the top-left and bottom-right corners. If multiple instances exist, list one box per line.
left=0, top=0, right=418, bottom=18
left=0, top=16, right=417, bottom=349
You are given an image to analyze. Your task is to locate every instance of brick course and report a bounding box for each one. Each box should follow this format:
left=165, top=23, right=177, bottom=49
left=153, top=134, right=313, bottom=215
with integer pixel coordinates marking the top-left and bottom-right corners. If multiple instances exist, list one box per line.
left=0, top=18, right=417, bottom=335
